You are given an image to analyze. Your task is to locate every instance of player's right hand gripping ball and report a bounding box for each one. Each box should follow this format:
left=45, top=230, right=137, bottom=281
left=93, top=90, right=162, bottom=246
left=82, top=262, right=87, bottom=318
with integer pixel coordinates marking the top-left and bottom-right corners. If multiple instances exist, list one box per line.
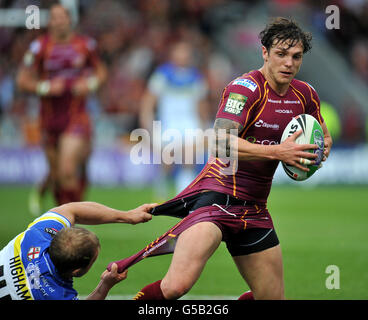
left=281, top=114, right=324, bottom=181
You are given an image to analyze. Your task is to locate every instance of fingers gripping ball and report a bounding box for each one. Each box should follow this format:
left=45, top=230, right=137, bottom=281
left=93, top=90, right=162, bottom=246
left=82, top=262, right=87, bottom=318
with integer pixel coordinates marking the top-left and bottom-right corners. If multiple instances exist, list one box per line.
left=281, top=114, right=324, bottom=181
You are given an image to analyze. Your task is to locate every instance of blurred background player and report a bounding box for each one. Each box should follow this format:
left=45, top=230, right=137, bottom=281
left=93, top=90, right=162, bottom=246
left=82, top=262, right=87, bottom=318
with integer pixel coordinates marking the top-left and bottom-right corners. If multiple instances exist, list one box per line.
left=17, top=4, right=107, bottom=215
left=139, top=40, right=209, bottom=200
left=0, top=200, right=154, bottom=300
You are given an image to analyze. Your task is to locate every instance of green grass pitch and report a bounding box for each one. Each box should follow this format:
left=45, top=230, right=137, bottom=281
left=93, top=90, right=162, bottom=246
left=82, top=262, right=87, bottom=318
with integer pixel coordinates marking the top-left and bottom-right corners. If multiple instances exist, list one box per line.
left=0, top=184, right=367, bottom=299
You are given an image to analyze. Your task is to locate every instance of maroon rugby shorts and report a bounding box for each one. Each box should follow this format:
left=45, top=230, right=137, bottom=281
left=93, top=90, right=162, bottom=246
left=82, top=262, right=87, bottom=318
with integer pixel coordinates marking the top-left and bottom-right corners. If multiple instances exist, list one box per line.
left=108, top=192, right=280, bottom=272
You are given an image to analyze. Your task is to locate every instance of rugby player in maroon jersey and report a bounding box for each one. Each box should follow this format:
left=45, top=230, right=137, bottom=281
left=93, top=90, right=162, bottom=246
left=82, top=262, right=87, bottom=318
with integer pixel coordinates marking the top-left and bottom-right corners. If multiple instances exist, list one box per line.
left=110, top=17, right=333, bottom=300
left=17, top=4, right=107, bottom=214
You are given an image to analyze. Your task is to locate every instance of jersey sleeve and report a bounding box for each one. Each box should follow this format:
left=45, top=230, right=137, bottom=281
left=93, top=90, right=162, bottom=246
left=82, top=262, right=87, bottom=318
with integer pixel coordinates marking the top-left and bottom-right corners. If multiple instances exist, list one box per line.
left=215, top=77, right=261, bottom=128
left=84, top=36, right=101, bottom=68
left=147, top=68, right=167, bottom=96
left=194, top=75, right=208, bottom=100
left=22, top=37, right=44, bottom=71
left=26, top=211, right=72, bottom=240
left=304, top=82, right=324, bottom=125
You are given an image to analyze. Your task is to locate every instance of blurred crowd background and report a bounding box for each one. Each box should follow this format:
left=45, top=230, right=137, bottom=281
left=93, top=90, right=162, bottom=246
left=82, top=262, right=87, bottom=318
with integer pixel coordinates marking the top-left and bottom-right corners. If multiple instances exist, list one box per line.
left=0, top=0, right=367, bottom=186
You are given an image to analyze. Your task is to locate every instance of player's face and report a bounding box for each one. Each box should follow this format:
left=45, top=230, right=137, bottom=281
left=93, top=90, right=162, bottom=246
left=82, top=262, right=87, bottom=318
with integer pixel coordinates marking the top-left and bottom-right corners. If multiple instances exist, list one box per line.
left=48, top=5, right=72, bottom=38
left=170, top=42, right=193, bottom=68
left=263, top=40, right=304, bottom=87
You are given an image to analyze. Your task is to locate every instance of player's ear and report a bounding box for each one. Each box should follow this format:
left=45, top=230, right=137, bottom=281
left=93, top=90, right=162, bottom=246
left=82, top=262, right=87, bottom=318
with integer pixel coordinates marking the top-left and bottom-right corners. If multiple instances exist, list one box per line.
left=70, top=268, right=82, bottom=277
left=261, top=46, right=269, bottom=62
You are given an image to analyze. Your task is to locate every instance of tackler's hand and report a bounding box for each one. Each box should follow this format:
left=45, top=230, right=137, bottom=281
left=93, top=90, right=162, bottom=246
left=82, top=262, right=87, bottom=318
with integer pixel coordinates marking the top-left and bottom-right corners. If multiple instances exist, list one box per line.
left=125, top=203, right=157, bottom=225
left=100, top=263, right=128, bottom=289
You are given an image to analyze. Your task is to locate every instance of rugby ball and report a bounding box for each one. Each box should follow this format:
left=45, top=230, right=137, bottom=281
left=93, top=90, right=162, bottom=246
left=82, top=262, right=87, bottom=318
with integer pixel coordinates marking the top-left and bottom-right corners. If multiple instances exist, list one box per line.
left=280, top=114, right=324, bottom=181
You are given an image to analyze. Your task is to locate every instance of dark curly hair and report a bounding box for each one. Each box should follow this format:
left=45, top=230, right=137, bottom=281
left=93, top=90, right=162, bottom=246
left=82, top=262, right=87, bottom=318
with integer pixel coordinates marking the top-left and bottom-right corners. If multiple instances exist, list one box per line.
left=259, top=17, right=312, bottom=53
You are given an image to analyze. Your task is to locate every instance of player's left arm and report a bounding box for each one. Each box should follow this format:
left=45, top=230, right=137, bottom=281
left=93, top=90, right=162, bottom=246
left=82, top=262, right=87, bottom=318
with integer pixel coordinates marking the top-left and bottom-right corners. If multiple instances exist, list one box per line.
left=321, top=121, right=332, bottom=162
left=72, top=37, right=107, bottom=96
left=305, top=82, right=332, bottom=162
left=72, top=62, right=107, bottom=96
left=50, top=201, right=156, bottom=226
left=90, top=58, right=107, bottom=88
left=85, top=36, right=107, bottom=87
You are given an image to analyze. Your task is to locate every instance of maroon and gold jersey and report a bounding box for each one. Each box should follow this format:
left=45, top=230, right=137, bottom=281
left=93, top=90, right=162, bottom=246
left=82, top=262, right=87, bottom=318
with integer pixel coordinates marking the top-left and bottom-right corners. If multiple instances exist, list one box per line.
left=23, top=33, right=101, bottom=143
left=176, top=70, right=324, bottom=204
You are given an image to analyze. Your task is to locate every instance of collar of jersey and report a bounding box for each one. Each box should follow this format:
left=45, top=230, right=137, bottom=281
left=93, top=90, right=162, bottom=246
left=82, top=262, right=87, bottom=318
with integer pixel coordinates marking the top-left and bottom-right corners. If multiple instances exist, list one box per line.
left=37, top=250, right=73, bottom=287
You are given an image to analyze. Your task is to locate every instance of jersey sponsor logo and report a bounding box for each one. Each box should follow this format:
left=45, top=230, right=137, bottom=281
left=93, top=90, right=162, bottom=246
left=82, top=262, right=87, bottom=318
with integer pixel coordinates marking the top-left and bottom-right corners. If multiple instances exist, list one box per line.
left=26, top=262, right=56, bottom=297
left=284, top=100, right=300, bottom=104
left=275, top=109, right=293, bottom=114
left=245, top=136, right=279, bottom=145
left=143, top=239, right=168, bottom=258
left=224, top=92, right=247, bottom=116
left=27, top=247, right=41, bottom=261
left=254, top=119, right=280, bottom=130
left=233, top=79, right=258, bottom=92
left=268, top=98, right=282, bottom=104
left=45, top=227, right=58, bottom=237
left=26, top=262, right=41, bottom=290
left=268, top=98, right=300, bottom=105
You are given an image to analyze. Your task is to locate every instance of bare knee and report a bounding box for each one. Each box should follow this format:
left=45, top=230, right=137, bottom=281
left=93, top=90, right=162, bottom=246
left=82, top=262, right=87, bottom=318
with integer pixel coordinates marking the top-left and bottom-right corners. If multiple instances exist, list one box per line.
left=160, top=278, right=191, bottom=300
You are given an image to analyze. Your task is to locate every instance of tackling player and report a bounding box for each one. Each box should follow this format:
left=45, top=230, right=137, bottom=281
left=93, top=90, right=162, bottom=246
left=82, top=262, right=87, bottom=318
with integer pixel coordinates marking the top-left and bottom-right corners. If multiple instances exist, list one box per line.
left=109, top=17, right=333, bottom=300
left=17, top=4, right=107, bottom=214
left=0, top=201, right=154, bottom=300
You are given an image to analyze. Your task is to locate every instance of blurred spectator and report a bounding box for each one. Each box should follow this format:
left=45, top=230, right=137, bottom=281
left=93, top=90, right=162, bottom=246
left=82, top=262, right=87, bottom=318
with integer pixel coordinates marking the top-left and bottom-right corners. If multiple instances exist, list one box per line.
left=351, top=39, right=368, bottom=84
left=309, top=0, right=368, bottom=76
left=206, top=52, right=235, bottom=119
left=340, top=99, right=366, bottom=144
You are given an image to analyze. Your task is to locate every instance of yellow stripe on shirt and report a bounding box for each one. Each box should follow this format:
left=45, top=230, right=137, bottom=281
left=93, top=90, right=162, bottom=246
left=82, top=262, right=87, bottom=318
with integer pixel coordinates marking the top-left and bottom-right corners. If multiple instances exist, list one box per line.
left=27, top=213, right=70, bottom=230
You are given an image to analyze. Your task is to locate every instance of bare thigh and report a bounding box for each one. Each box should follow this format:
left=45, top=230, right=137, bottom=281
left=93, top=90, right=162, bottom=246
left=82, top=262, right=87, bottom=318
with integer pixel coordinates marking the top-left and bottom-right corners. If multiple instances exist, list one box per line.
left=161, top=222, right=222, bottom=299
left=233, top=244, right=284, bottom=300
left=58, top=133, right=91, bottom=189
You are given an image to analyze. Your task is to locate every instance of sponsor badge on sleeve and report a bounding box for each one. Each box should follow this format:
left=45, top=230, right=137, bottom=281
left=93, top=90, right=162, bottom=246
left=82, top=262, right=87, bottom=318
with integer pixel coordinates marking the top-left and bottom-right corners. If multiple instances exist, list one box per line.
left=224, top=92, right=248, bottom=116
